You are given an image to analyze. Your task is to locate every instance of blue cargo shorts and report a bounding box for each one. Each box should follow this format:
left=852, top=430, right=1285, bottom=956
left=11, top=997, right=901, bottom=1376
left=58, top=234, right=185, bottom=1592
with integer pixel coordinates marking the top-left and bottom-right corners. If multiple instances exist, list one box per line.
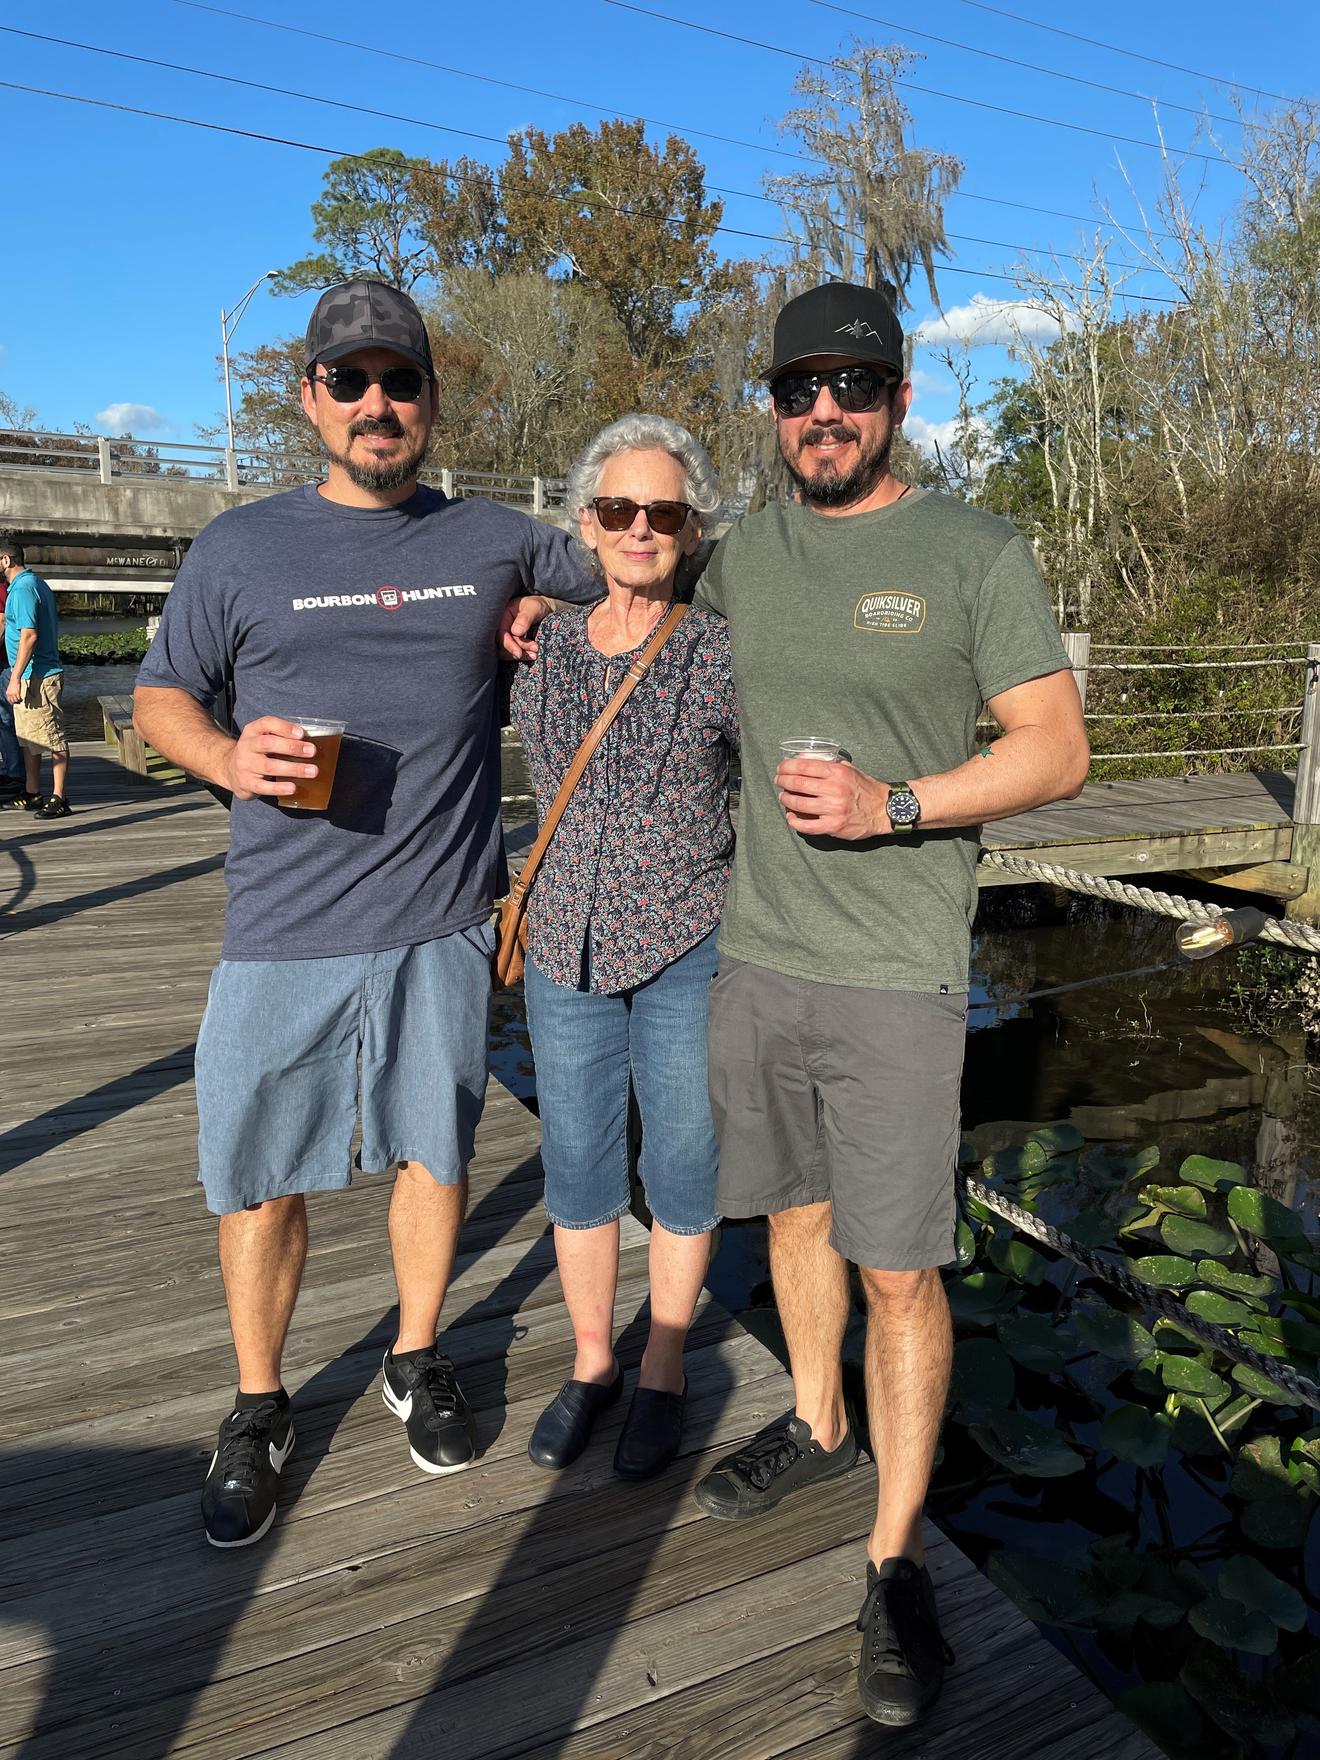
left=194, top=922, right=494, bottom=1215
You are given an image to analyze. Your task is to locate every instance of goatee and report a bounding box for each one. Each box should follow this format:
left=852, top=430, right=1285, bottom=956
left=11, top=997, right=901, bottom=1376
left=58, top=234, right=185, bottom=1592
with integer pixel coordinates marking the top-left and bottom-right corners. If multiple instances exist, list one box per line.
left=321, top=420, right=427, bottom=493
left=783, top=424, right=892, bottom=509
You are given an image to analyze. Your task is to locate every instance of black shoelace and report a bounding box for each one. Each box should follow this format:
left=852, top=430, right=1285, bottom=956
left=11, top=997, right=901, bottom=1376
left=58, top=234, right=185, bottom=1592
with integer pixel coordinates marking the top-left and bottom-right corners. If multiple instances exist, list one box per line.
left=728, top=1426, right=802, bottom=1490
left=409, top=1355, right=462, bottom=1431
left=218, top=1401, right=282, bottom=1486
left=857, top=1574, right=955, bottom=1677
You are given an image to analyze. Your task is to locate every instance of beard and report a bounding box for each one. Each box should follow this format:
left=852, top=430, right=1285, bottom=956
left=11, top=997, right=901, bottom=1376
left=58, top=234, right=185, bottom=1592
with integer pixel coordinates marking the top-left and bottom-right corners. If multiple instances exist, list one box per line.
left=781, top=417, right=893, bottom=509
left=321, top=416, right=429, bottom=493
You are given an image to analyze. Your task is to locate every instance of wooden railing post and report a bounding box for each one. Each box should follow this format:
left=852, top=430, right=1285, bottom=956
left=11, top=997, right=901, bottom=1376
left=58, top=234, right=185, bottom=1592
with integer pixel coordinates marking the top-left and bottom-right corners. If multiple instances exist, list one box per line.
left=1062, top=631, right=1091, bottom=709
left=1286, top=641, right=1320, bottom=924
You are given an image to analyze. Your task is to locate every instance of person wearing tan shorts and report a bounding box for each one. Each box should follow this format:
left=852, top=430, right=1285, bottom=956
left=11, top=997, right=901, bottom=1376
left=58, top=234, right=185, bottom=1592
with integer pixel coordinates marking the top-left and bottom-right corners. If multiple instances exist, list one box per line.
left=2, top=534, right=70, bottom=818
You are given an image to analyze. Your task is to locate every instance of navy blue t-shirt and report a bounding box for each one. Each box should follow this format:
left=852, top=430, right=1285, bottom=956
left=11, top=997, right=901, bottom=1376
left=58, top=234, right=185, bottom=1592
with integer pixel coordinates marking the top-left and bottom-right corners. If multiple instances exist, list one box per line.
left=138, top=483, right=597, bottom=960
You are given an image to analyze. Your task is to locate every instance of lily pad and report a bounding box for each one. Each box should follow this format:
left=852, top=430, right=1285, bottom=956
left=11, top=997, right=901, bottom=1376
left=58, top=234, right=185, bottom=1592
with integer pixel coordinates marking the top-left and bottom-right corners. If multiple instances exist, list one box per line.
left=995, top=1310, right=1073, bottom=1373
left=1159, top=1213, right=1236, bottom=1257
left=1132, top=1254, right=1197, bottom=1288
left=1139, top=1183, right=1207, bottom=1217
left=1197, top=1261, right=1277, bottom=1301
left=983, top=1141, right=1049, bottom=1180
left=1180, top=1648, right=1295, bottom=1746
left=1027, top=1122, right=1084, bottom=1155
left=1100, top=1403, right=1170, bottom=1466
left=1184, top=1289, right=1255, bottom=1329
left=1217, top=1555, right=1307, bottom=1632
left=950, top=1336, right=1015, bottom=1411
left=986, top=1551, right=1097, bottom=1626
left=1159, top=1354, right=1230, bottom=1403
left=1231, top=1436, right=1292, bottom=1498
left=1232, top=1361, right=1294, bottom=1403
left=968, top=1409, right=1087, bottom=1477
left=1179, top=1154, right=1250, bottom=1190
left=986, top=1235, right=1051, bottom=1285
left=1064, top=1207, right=1118, bottom=1249
left=1242, top=1495, right=1313, bottom=1549
left=1092, top=1589, right=1185, bottom=1631
left=1074, top=1305, right=1157, bottom=1363
left=953, top=1217, right=978, bottom=1271
left=946, top=1270, right=1013, bottom=1324
left=1227, top=1185, right=1311, bottom=1252
left=1188, top=1594, right=1279, bottom=1655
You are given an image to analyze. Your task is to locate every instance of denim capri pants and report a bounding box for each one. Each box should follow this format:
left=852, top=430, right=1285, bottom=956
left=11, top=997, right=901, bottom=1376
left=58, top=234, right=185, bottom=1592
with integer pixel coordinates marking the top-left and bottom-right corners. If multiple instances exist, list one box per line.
left=524, top=928, right=720, bottom=1235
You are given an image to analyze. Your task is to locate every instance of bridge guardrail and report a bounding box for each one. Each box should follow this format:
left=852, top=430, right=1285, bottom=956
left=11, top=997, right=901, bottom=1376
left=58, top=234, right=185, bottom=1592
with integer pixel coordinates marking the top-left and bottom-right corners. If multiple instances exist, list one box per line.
left=0, top=427, right=567, bottom=510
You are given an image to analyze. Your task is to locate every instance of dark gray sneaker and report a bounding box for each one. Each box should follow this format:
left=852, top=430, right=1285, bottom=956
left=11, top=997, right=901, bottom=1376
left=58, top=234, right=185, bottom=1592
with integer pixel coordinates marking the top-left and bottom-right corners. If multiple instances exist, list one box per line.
left=856, top=1557, right=954, bottom=1726
left=382, top=1347, right=477, bottom=1474
left=201, top=1394, right=295, bottom=1549
left=693, top=1410, right=859, bottom=1520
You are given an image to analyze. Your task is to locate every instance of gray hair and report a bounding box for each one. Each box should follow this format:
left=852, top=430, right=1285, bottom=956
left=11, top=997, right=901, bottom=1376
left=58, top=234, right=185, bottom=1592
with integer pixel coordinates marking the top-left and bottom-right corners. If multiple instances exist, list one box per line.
left=565, top=415, right=722, bottom=561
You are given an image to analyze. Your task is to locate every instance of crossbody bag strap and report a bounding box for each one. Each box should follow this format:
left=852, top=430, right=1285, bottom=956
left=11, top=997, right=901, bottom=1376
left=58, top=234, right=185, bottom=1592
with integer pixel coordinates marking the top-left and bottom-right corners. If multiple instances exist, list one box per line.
left=507, top=599, right=689, bottom=906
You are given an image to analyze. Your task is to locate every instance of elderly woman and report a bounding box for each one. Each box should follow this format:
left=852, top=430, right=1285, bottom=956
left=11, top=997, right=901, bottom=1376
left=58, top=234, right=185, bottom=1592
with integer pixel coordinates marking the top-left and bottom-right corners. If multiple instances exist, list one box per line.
left=510, top=414, right=736, bottom=1480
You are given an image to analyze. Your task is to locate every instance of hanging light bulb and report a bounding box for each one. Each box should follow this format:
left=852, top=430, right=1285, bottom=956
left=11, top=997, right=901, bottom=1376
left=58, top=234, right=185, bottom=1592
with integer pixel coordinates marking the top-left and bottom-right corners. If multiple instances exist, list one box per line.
left=1175, top=906, right=1269, bottom=960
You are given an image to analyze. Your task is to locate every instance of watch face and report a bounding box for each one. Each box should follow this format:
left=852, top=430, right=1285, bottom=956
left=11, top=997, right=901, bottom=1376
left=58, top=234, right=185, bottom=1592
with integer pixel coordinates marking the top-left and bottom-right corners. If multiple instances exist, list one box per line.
left=888, top=788, right=920, bottom=826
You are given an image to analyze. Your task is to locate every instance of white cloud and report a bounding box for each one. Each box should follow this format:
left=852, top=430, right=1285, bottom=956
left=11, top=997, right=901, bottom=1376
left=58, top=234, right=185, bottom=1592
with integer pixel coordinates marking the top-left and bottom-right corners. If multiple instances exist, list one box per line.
left=903, top=412, right=964, bottom=457
left=913, top=294, right=1062, bottom=350
left=908, top=365, right=955, bottom=397
left=96, top=401, right=170, bottom=436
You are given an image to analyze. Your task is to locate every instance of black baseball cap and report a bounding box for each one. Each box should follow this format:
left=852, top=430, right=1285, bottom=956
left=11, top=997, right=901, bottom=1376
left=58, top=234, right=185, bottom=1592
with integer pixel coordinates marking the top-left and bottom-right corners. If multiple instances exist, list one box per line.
left=762, top=281, right=905, bottom=380
left=304, top=279, right=435, bottom=376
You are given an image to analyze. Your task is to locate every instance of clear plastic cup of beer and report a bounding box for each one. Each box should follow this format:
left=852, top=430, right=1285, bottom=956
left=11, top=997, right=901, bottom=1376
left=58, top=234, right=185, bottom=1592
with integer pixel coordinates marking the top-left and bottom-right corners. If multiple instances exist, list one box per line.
left=285, top=717, right=346, bottom=810
left=778, top=737, right=842, bottom=762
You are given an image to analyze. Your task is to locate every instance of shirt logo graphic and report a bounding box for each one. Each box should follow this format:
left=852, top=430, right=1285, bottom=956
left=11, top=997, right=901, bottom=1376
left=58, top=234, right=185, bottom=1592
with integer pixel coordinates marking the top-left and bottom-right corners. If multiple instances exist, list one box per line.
left=376, top=586, right=402, bottom=611
left=854, top=592, right=926, bottom=633
left=290, top=584, right=478, bottom=612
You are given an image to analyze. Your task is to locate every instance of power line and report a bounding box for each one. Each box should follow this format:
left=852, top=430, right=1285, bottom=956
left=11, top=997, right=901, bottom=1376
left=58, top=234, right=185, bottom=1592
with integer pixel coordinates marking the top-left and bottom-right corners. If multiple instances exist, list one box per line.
left=168, top=0, right=810, bottom=164
left=5, top=24, right=1176, bottom=283
left=170, top=0, right=1180, bottom=244
left=812, top=0, right=1247, bottom=128
left=0, top=76, right=1181, bottom=304
left=604, top=1, right=1233, bottom=167
left=952, top=0, right=1303, bottom=107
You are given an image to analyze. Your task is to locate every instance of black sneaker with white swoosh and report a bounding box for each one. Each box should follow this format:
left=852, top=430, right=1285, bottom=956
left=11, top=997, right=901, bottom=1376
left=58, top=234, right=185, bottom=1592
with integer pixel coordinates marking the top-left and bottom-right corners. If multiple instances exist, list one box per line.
left=382, top=1346, right=477, bottom=1474
left=201, top=1394, right=295, bottom=1548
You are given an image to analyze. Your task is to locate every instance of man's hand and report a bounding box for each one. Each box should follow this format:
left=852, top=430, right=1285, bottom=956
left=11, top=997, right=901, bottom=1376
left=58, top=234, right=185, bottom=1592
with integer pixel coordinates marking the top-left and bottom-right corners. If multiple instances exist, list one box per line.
left=4, top=673, right=19, bottom=705
left=499, top=594, right=554, bottom=662
left=776, top=759, right=895, bottom=840
left=222, top=717, right=318, bottom=802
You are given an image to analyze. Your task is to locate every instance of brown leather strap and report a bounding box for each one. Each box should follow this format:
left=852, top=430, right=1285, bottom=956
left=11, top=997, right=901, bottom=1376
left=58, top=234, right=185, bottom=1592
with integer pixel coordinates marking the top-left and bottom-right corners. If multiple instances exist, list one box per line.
left=507, top=600, right=689, bottom=906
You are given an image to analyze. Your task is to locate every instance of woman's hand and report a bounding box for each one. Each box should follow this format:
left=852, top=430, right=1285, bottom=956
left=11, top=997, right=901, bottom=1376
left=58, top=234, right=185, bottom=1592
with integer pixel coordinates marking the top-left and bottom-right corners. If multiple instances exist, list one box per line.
left=499, top=594, right=554, bottom=661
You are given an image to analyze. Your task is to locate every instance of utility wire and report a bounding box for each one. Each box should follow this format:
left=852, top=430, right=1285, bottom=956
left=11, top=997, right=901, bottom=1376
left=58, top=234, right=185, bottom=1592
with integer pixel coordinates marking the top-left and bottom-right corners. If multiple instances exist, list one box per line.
left=813, top=1, right=1248, bottom=128
left=169, top=0, right=1181, bottom=244
left=952, top=0, right=1303, bottom=107
left=604, top=1, right=1232, bottom=167
left=0, top=30, right=1175, bottom=295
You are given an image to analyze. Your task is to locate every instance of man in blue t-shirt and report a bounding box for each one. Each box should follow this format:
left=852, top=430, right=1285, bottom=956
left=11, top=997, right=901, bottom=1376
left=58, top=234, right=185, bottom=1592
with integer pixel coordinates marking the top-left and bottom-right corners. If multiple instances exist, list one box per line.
left=0, top=537, right=69, bottom=816
left=0, top=566, right=23, bottom=794
left=136, top=279, right=597, bottom=1549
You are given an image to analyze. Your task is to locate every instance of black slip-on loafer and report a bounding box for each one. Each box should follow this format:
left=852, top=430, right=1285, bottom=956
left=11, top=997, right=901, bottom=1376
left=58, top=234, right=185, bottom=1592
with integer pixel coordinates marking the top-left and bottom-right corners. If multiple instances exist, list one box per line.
left=613, top=1380, right=687, bottom=1481
left=528, top=1369, right=622, bottom=1470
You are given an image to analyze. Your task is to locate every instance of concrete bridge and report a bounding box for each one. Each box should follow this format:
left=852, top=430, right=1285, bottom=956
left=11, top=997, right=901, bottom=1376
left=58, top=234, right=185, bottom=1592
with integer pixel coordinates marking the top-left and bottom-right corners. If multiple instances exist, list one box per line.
left=0, top=430, right=566, bottom=595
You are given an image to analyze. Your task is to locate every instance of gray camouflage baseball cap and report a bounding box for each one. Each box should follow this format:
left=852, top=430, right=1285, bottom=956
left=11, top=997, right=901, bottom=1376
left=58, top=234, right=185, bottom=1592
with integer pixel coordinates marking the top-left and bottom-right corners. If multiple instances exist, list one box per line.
left=304, top=279, right=435, bottom=376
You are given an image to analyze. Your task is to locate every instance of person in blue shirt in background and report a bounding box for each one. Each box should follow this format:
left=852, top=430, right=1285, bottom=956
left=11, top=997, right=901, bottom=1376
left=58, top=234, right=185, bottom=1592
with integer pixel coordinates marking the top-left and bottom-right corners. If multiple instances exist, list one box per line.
left=0, top=563, right=24, bottom=797
left=0, top=534, right=69, bottom=817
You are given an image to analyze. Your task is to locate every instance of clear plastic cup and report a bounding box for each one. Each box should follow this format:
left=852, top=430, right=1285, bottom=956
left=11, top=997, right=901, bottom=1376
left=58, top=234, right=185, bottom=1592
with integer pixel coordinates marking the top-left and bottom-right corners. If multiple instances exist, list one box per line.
left=779, top=737, right=842, bottom=762
left=284, top=717, right=346, bottom=810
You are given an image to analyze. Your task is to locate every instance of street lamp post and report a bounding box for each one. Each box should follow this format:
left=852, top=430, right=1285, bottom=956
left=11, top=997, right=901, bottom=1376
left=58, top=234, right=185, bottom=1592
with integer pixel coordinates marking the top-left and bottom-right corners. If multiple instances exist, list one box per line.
left=221, top=270, right=278, bottom=455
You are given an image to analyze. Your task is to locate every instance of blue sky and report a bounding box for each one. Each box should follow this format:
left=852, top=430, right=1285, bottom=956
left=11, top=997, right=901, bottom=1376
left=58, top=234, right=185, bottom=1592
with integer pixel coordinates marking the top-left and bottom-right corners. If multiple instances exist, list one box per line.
left=1, top=0, right=1314, bottom=457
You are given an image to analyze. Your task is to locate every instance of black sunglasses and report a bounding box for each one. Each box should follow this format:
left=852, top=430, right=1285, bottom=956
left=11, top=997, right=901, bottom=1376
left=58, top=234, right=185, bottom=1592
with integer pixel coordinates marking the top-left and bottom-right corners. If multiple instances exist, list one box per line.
left=590, top=497, right=692, bottom=536
left=770, top=365, right=898, bottom=418
left=308, top=364, right=429, bottom=404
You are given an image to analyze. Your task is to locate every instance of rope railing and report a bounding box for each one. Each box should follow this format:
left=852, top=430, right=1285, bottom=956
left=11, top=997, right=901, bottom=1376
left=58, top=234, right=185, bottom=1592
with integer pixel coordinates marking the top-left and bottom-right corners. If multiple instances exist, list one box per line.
left=977, top=851, right=1320, bottom=954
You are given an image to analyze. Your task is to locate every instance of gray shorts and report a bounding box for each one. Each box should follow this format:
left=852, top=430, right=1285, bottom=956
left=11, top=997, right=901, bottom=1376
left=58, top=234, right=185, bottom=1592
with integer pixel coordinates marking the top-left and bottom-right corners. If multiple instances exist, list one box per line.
left=194, top=922, right=494, bottom=1214
left=708, top=956, right=967, bottom=1271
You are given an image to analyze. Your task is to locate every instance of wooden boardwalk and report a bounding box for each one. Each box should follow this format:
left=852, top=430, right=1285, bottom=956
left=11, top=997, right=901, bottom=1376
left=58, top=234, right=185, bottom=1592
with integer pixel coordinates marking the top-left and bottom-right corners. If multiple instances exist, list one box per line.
left=0, top=746, right=1158, bottom=1760
left=981, top=767, right=1300, bottom=895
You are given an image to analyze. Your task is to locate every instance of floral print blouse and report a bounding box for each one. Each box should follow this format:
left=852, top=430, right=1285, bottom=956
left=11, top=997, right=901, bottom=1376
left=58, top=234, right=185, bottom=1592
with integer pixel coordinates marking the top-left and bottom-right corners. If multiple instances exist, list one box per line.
left=509, top=602, right=738, bottom=994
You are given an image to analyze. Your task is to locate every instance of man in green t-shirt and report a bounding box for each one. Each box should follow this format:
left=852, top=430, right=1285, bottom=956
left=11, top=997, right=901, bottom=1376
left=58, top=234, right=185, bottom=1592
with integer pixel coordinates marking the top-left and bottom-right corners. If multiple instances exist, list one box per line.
left=690, top=282, right=1089, bottom=1728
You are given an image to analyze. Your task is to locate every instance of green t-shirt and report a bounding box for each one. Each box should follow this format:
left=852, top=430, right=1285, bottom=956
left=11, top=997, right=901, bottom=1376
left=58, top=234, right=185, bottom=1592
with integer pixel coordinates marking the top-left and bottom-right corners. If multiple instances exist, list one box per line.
left=696, top=490, right=1069, bottom=991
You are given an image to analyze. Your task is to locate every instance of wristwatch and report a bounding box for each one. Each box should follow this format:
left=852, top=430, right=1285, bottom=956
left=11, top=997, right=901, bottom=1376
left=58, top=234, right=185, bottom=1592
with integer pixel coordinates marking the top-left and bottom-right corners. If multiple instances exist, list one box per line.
left=884, top=781, right=921, bottom=834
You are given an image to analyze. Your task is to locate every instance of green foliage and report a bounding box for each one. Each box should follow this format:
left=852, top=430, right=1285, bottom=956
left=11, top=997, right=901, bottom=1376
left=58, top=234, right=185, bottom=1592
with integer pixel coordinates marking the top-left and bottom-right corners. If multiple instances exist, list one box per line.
left=60, top=629, right=148, bottom=664
left=944, top=1121, right=1320, bottom=1735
